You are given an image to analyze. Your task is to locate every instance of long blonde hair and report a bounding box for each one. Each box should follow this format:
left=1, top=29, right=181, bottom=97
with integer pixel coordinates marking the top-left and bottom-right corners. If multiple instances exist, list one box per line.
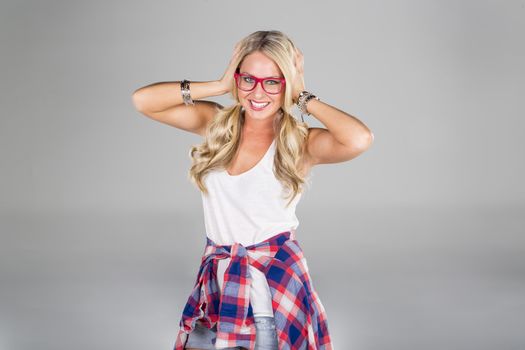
left=188, top=30, right=310, bottom=207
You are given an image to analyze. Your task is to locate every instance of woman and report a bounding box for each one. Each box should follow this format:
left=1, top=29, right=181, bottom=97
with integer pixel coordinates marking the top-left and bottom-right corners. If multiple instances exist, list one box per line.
left=132, top=30, right=373, bottom=350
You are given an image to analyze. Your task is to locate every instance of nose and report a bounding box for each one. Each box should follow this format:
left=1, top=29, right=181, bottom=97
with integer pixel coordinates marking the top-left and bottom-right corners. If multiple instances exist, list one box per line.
left=252, top=80, right=267, bottom=97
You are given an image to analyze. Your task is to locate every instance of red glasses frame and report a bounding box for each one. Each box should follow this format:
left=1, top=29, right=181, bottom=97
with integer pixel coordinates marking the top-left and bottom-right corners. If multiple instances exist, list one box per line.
left=234, top=72, right=286, bottom=94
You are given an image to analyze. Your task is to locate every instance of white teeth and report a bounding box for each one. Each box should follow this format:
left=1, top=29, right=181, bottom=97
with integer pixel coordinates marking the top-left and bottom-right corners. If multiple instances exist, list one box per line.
left=250, top=100, right=270, bottom=108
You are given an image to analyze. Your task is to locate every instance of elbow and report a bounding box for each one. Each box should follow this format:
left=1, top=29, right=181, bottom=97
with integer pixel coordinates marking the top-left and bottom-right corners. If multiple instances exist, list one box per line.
left=365, top=131, right=374, bottom=149
left=131, top=90, right=147, bottom=112
left=356, top=130, right=374, bottom=151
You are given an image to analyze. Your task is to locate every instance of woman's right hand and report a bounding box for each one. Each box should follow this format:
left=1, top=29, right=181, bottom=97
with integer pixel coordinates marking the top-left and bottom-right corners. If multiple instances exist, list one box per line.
left=219, top=41, right=243, bottom=94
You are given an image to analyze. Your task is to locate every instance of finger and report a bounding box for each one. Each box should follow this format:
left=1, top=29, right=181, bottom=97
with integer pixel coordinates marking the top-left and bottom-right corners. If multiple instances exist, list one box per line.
left=296, top=57, right=303, bottom=71
left=295, top=50, right=303, bottom=66
left=294, top=51, right=302, bottom=67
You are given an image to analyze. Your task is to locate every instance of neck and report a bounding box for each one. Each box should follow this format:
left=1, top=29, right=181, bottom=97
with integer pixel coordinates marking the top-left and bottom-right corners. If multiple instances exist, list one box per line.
left=242, top=110, right=280, bottom=136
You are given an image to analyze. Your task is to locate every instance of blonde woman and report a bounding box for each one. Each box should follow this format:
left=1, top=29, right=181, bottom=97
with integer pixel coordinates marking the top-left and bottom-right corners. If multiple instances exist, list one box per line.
left=132, top=30, right=373, bottom=350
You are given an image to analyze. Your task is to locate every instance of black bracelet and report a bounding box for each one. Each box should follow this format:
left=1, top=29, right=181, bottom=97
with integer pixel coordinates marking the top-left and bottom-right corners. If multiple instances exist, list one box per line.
left=296, top=91, right=319, bottom=121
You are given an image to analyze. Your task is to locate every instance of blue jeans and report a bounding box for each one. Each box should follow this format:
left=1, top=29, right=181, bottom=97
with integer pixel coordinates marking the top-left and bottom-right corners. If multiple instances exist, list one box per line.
left=184, top=316, right=278, bottom=350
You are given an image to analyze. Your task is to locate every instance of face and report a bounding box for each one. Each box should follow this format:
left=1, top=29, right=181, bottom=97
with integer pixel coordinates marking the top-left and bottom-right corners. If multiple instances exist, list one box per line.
left=237, top=51, right=285, bottom=120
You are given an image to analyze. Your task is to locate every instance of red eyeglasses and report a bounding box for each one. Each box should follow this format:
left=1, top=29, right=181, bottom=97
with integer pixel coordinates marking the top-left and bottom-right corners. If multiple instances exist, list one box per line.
left=234, top=72, right=286, bottom=94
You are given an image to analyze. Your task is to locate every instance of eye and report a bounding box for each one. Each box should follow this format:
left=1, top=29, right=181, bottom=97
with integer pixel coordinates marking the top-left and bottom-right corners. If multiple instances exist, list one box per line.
left=242, top=75, right=254, bottom=83
left=265, top=79, right=280, bottom=85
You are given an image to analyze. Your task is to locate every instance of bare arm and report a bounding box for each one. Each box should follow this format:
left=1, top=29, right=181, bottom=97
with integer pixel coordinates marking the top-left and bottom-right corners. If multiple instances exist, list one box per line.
left=131, top=80, right=227, bottom=137
left=132, top=42, right=242, bottom=137
left=291, top=48, right=373, bottom=167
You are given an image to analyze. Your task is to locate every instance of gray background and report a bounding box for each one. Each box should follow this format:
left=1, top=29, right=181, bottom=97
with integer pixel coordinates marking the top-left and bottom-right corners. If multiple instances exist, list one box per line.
left=1, top=0, right=524, bottom=349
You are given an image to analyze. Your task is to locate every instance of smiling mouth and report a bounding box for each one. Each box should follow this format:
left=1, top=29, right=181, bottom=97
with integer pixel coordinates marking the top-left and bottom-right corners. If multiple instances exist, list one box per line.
left=249, top=100, right=270, bottom=109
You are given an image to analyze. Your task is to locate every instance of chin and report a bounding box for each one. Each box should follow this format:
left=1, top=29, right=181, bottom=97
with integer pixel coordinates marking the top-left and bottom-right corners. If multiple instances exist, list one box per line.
left=245, top=109, right=278, bottom=118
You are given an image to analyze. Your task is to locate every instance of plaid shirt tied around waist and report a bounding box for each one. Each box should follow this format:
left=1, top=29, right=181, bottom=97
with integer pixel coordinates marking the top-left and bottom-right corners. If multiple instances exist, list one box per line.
left=173, top=230, right=334, bottom=350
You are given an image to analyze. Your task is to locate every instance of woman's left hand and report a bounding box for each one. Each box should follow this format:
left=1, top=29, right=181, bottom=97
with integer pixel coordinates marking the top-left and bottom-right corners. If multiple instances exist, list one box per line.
left=292, top=47, right=305, bottom=103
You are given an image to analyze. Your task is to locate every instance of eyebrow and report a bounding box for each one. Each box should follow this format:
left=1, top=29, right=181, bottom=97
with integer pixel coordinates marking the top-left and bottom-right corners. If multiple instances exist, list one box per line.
left=240, top=71, right=283, bottom=79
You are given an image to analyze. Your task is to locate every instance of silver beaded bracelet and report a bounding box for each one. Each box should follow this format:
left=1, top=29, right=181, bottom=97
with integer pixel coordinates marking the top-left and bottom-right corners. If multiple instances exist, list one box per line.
left=181, top=79, right=195, bottom=106
left=296, top=91, right=320, bottom=121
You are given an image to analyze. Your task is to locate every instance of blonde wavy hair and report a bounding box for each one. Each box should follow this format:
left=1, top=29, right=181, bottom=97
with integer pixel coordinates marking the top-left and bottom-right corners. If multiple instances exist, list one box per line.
left=188, top=30, right=311, bottom=207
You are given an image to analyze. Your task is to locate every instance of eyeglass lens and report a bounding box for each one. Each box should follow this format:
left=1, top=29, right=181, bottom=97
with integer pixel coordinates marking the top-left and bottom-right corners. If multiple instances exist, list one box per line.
left=238, top=75, right=283, bottom=94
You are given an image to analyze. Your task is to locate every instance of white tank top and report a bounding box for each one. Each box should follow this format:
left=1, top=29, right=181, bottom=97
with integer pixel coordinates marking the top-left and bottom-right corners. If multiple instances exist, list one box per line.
left=201, top=138, right=306, bottom=316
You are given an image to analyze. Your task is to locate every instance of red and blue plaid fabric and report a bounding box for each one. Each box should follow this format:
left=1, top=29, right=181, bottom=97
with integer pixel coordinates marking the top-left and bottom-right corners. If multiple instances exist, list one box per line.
left=173, top=230, right=334, bottom=350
